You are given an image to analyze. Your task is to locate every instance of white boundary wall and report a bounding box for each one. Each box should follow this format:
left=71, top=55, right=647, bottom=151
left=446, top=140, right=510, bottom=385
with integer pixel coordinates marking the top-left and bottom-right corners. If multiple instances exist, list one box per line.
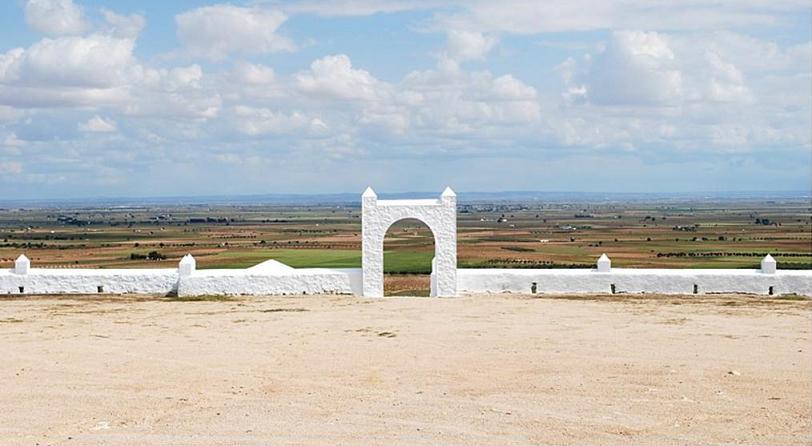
left=177, top=267, right=361, bottom=296
left=0, top=265, right=362, bottom=297
left=0, top=268, right=179, bottom=295
left=457, top=268, right=812, bottom=296
left=1, top=264, right=810, bottom=297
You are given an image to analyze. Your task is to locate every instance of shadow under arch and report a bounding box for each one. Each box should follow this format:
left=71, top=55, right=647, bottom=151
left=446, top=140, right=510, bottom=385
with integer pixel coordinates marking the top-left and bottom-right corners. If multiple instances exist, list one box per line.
left=382, top=218, right=436, bottom=296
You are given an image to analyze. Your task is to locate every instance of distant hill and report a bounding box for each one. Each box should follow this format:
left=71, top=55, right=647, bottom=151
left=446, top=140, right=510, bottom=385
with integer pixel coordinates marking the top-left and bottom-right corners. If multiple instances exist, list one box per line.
left=0, top=190, right=809, bottom=208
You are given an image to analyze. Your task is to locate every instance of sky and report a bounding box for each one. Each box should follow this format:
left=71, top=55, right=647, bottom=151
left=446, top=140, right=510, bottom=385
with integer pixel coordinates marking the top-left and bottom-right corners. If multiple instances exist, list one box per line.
left=0, top=0, right=810, bottom=199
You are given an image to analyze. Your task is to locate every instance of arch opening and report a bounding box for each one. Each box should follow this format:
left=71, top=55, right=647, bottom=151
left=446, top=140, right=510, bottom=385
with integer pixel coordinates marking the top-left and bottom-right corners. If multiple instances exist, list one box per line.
left=383, top=218, right=435, bottom=296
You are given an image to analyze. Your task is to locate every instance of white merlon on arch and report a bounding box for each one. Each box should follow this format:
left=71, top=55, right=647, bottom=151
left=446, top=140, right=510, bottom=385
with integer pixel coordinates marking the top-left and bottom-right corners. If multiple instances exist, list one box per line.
left=14, top=254, right=30, bottom=275
left=179, top=254, right=196, bottom=277
left=761, top=254, right=777, bottom=274
left=362, top=186, right=377, bottom=199
left=596, top=253, right=611, bottom=273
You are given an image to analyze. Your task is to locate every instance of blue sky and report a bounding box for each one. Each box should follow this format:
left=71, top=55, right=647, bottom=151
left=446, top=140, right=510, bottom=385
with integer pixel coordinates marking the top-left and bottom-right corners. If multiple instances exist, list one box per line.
left=0, top=0, right=810, bottom=198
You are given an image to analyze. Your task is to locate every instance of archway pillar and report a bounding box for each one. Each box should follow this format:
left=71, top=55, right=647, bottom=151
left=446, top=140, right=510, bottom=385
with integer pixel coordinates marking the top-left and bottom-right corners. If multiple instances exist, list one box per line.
left=361, top=187, right=457, bottom=297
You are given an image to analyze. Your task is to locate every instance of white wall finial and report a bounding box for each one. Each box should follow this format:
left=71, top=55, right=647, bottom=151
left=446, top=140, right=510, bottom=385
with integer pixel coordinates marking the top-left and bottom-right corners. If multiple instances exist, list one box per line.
left=362, top=186, right=377, bottom=199
left=179, top=254, right=196, bottom=277
left=597, top=253, right=611, bottom=273
left=441, top=186, right=456, bottom=198
left=761, top=254, right=776, bottom=274
left=14, top=254, right=30, bottom=275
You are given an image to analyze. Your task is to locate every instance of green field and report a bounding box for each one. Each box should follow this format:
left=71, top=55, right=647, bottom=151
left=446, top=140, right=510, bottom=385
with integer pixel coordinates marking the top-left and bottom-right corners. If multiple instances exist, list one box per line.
left=204, top=248, right=434, bottom=273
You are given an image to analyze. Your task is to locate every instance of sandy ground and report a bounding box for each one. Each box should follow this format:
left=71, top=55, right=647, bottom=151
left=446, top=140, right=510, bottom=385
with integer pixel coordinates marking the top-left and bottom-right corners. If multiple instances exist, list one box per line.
left=0, top=293, right=810, bottom=445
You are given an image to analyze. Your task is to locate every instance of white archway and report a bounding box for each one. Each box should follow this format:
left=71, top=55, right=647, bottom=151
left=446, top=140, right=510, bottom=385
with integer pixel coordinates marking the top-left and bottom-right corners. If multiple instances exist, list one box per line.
left=362, top=187, right=457, bottom=297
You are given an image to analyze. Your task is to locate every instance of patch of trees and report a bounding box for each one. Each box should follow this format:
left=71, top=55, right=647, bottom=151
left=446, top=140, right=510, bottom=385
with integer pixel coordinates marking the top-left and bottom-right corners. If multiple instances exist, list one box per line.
left=478, top=258, right=591, bottom=268
left=130, top=251, right=167, bottom=261
left=656, top=252, right=809, bottom=258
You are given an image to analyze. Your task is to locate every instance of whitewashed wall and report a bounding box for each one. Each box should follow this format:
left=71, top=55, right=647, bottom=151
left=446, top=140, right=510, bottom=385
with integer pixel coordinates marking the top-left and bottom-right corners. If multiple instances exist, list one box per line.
left=2, top=255, right=810, bottom=297
left=457, top=268, right=812, bottom=296
left=177, top=267, right=361, bottom=296
left=0, top=268, right=178, bottom=295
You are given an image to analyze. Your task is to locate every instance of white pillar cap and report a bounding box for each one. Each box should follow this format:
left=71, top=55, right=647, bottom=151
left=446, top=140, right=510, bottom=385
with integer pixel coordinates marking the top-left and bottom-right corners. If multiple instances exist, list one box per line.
left=362, top=187, right=377, bottom=199
left=597, top=253, right=611, bottom=272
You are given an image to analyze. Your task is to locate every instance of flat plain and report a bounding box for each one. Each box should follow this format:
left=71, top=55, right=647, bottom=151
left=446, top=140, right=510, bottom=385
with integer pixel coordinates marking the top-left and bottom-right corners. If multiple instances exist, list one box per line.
left=0, top=293, right=809, bottom=445
left=1, top=198, right=810, bottom=295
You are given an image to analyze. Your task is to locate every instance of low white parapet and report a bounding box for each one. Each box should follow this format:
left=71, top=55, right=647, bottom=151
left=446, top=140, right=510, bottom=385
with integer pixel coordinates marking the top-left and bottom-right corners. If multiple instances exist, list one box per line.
left=2, top=254, right=809, bottom=297
left=457, top=268, right=812, bottom=296
left=1, top=268, right=178, bottom=295
left=176, top=266, right=362, bottom=296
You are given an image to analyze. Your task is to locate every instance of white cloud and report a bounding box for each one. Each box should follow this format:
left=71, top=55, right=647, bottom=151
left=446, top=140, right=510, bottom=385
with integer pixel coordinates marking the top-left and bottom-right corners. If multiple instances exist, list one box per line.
left=561, top=31, right=683, bottom=106
left=0, top=34, right=136, bottom=88
left=296, top=54, right=387, bottom=100
left=283, top=0, right=445, bottom=16
left=79, top=115, right=117, bottom=132
left=446, top=30, right=496, bottom=61
left=433, top=0, right=808, bottom=34
left=3, top=133, right=26, bottom=147
left=231, top=61, right=276, bottom=85
left=0, top=2, right=809, bottom=196
left=176, top=5, right=294, bottom=60
left=24, top=0, right=86, bottom=36
left=162, top=65, right=203, bottom=91
left=0, top=161, right=23, bottom=175
left=101, top=9, right=146, bottom=39
left=233, top=105, right=326, bottom=135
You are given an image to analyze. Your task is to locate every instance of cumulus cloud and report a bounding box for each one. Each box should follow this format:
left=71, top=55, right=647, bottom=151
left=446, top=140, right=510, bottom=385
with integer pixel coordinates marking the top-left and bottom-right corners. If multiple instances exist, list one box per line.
left=560, top=31, right=683, bottom=106
left=176, top=5, right=294, bottom=60
left=233, top=106, right=327, bottom=135
left=79, top=115, right=117, bottom=132
left=0, top=1, right=809, bottom=196
left=445, top=30, right=497, bottom=61
left=296, top=54, right=387, bottom=100
left=231, top=61, right=276, bottom=85
left=24, top=0, right=86, bottom=36
left=558, top=30, right=760, bottom=108
left=101, top=9, right=146, bottom=39
left=0, top=34, right=136, bottom=88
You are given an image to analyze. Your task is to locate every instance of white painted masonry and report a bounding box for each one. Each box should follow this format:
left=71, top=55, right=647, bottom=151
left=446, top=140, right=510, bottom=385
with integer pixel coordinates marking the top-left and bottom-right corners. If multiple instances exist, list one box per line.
left=761, top=254, right=777, bottom=274
left=1, top=267, right=178, bottom=295
left=457, top=268, right=812, bottom=296
left=362, top=187, right=457, bottom=297
left=177, top=265, right=361, bottom=296
left=14, top=254, right=29, bottom=275
left=597, top=253, right=611, bottom=273
left=179, top=254, right=196, bottom=277
left=1, top=188, right=810, bottom=298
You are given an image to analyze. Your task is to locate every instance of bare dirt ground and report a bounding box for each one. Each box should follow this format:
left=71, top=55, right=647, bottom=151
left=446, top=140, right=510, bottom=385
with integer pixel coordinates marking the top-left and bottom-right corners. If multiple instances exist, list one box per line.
left=1, top=293, right=810, bottom=445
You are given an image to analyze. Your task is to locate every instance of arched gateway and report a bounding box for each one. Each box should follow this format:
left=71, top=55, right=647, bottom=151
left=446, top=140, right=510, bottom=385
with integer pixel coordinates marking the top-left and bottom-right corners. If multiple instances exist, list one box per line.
left=362, top=187, right=457, bottom=297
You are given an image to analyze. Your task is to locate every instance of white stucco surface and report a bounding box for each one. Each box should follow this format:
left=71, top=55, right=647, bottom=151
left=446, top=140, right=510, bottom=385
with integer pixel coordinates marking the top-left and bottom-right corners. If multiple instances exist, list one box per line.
left=362, top=187, right=457, bottom=297
left=1, top=268, right=178, bottom=295
left=457, top=268, right=812, bottom=296
left=177, top=267, right=361, bottom=296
